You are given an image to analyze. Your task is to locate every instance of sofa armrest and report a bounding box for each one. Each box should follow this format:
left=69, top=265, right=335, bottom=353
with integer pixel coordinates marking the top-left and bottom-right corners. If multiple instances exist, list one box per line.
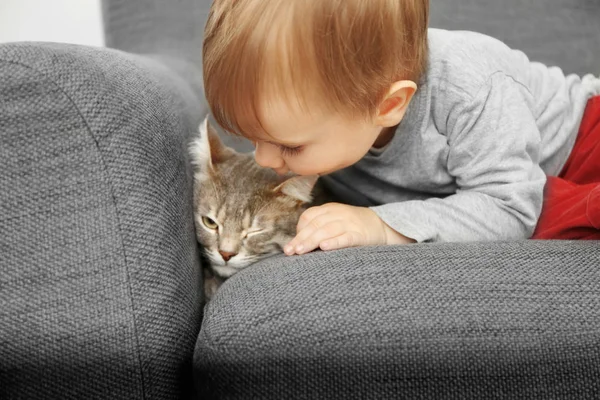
left=0, top=42, right=203, bottom=399
left=196, top=240, right=600, bottom=398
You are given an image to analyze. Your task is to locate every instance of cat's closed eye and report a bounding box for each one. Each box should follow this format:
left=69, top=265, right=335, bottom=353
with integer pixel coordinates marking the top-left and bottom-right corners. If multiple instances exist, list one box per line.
left=244, top=228, right=266, bottom=238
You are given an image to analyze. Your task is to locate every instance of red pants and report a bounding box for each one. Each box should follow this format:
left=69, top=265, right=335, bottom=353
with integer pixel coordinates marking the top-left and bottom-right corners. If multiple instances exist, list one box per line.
left=532, top=96, right=600, bottom=240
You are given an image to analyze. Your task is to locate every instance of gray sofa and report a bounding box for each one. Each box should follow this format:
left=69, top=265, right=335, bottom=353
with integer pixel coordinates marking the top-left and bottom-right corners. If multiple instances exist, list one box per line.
left=1, top=0, right=599, bottom=399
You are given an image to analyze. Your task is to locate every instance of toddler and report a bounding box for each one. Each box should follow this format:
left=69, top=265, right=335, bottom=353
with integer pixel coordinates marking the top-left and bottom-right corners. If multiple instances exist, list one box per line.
left=202, top=0, right=600, bottom=255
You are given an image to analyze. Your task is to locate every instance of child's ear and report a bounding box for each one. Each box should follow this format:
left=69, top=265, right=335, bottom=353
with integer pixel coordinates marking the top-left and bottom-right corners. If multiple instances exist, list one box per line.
left=376, top=80, right=417, bottom=128
left=190, top=116, right=237, bottom=174
left=273, top=175, right=319, bottom=204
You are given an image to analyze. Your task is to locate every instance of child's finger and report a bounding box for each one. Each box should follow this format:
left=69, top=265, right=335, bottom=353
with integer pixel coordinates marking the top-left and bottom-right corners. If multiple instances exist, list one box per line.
left=293, top=221, right=346, bottom=255
left=320, top=231, right=362, bottom=251
left=292, top=211, right=336, bottom=250
left=296, top=205, right=329, bottom=232
left=283, top=240, right=298, bottom=255
left=284, top=233, right=306, bottom=255
left=284, top=224, right=318, bottom=255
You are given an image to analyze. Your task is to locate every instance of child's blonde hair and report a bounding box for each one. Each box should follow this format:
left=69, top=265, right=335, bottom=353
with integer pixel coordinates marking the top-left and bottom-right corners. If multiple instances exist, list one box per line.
left=203, top=0, right=429, bottom=137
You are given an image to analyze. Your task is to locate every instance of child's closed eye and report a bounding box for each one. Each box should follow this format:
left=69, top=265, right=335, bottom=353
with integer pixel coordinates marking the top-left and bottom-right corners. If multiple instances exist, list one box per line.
left=278, top=145, right=303, bottom=157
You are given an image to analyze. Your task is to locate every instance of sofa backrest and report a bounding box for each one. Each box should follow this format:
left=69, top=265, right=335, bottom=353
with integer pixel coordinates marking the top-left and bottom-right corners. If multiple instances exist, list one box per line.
left=430, top=0, right=600, bottom=75
left=103, top=0, right=599, bottom=77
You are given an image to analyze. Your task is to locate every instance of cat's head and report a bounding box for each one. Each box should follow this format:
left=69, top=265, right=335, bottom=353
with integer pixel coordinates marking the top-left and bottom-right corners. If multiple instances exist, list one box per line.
left=189, top=117, right=318, bottom=278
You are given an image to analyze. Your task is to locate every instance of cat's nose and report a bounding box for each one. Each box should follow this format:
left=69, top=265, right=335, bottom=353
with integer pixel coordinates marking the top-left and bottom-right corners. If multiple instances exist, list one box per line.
left=219, top=251, right=237, bottom=262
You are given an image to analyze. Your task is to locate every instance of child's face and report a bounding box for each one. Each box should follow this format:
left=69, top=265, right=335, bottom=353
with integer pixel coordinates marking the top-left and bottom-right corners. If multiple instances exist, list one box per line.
left=252, top=100, right=385, bottom=176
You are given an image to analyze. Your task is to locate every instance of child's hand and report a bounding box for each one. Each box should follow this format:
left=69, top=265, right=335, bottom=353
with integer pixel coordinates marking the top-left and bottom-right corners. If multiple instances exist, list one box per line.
left=284, top=203, right=415, bottom=255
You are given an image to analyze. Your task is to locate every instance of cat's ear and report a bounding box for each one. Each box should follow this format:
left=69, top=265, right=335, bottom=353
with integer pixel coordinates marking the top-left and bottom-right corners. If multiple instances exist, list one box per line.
left=190, top=116, right=236, bottom=173
left=273, top=175, right=319, bottom=204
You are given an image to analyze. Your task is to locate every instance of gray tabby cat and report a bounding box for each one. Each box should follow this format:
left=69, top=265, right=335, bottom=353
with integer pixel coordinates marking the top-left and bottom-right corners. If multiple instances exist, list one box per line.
left=189, top=118, right=319, bottom=300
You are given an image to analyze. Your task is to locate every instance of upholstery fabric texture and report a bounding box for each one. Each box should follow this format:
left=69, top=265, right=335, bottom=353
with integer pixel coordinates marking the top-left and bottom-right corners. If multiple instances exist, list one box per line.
left=196, top=242, right=600, bottom=399
left=0, top=42, right=204, bottom=399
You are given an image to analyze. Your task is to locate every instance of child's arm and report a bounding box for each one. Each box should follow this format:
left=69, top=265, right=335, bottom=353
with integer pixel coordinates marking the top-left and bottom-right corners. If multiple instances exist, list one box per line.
left=370, top=72, right=546, bottom=243
left=287, top=72, right=546, bottom=252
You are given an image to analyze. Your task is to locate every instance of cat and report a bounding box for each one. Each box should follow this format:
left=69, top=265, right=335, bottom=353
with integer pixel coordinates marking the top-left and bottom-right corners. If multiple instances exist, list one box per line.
left=189, top=117, right=320, bottom=300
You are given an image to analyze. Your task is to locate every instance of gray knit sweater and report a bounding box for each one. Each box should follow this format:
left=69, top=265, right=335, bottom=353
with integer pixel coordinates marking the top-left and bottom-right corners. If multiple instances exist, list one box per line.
left=321, top=29, right=600, bottom=242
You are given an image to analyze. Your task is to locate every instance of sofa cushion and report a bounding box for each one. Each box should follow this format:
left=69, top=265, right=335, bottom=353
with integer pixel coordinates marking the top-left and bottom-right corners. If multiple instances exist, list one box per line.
left=195, top=241, right=600, bottom=398
left=0, top=42, right=203, bottom=400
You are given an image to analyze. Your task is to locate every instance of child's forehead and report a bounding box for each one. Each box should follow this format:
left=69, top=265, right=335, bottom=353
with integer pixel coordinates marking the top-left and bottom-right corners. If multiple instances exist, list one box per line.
left=256, top=102, right=332, bottom=141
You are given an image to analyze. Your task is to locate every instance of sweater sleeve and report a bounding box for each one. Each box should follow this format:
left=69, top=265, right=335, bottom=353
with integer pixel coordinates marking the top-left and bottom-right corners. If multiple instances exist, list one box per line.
left=370, top=73, right=546, bottom=242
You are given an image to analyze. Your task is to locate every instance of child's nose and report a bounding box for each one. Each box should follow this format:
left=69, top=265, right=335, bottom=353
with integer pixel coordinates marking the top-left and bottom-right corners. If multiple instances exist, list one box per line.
left=273, top=166, right=289, bottom=176
left=254, top=142, right=285, bottom=170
